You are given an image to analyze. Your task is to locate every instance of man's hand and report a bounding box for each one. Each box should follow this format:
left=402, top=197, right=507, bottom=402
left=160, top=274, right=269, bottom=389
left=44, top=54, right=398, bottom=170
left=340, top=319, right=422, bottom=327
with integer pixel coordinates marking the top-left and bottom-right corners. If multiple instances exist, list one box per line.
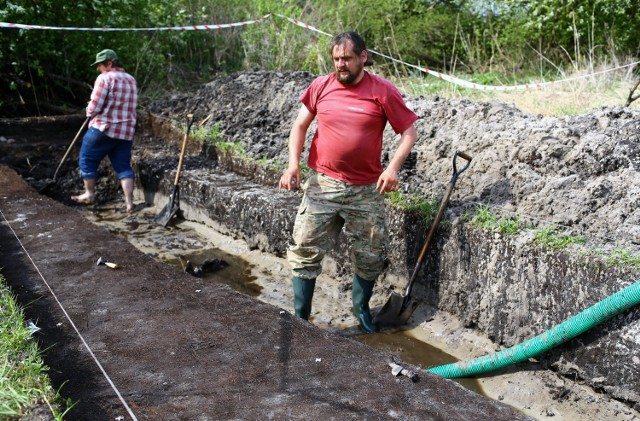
left=376, top=169, right=400, bottom=194
left=377, top=125, right=417, bottom=194
left=279, top=167, right=300, bottom=191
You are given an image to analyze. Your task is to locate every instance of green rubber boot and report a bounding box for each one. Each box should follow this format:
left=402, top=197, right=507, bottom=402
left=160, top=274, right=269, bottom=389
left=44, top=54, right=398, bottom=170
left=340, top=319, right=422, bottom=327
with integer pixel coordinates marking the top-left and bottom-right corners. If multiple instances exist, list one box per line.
left=352, top=274, right=379, bottom=333
left=293, top=277, right=316, bottom=320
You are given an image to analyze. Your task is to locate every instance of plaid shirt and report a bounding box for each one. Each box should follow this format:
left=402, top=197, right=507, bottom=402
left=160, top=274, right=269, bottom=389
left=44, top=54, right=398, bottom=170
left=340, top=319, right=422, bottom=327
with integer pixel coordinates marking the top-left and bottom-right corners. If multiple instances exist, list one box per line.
left=86, top=67, right=138, bottom=140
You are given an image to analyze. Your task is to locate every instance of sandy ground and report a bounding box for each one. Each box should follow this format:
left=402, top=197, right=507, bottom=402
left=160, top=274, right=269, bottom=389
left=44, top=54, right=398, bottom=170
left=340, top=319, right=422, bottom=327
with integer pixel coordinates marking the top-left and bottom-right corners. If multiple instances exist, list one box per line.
left=84, top=190, right=639, bottom=421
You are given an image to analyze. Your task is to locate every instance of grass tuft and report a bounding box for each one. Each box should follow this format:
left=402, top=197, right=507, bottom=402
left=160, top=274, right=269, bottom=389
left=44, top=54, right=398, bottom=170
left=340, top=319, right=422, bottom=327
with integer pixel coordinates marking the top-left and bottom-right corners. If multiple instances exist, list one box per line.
left=385, top=191, right=439, bottom=222
left=0, top=274, right=71, bottom=419
left=533, top=225, right=586, bottom=249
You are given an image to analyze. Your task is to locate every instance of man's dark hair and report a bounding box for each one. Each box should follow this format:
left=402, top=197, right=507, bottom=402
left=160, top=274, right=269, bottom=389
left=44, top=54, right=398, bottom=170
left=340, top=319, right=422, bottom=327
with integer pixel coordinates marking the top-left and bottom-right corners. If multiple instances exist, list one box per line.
left=331, top=31, right=373, bottom=66
left=111, top=59, right=123, bottom=68
left=331, top=31, right=366, bottom=54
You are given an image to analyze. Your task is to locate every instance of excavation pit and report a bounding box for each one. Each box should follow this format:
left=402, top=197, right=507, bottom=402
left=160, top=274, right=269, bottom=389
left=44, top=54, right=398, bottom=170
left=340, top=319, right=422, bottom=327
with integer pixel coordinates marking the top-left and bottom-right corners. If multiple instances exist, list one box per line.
left=1, top=70, right=639, bottom=420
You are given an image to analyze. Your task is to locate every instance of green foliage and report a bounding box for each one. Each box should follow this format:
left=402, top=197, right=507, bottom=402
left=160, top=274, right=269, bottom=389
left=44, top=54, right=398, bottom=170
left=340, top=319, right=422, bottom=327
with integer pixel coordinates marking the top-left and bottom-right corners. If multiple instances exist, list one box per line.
left=386, top=191, right=439, bottom=222
left=605, top=249, right=640, bottom=270
left=0, top=0, right=250, bottom=115
left=191, top=122, right=221, bottom=144
left=0, top=275, right=71, bottom=419
left=216, top=140, right=245, bottom=154
left=239, top=0, right=317, bottom=71
left=499, top=0, right=640, bottom=66
left=533, top=225, right=586, bottom=250
left=497, top=216, right=521, bottom=236
left=1, top=0, right=639, bottom=117
left=470, top=204, right=498, bottom=229
left=469, top=204, right=521, bottom=235
left=469, top=206, right=638, bottom=267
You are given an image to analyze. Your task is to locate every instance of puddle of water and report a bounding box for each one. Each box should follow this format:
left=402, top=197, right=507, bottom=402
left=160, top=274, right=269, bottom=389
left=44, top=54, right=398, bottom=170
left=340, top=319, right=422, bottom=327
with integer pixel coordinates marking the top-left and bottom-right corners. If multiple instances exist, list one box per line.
left=82, top=203, right=261, bottom=296
left=164, top=248, right=261, bottom=297
left=358, top=330, right=484, bottom=395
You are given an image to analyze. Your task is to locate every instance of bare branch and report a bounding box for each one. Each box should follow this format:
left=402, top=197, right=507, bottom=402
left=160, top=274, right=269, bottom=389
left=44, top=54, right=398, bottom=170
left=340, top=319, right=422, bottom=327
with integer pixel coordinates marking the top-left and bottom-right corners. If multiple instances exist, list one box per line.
left=625, top=79, right=640, bottom=107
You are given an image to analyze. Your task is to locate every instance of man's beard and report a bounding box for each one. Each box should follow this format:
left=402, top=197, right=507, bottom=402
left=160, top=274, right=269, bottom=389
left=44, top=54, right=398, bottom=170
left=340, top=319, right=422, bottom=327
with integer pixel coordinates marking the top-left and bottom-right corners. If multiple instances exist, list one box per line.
left=336, top=69, right=358, bottom=84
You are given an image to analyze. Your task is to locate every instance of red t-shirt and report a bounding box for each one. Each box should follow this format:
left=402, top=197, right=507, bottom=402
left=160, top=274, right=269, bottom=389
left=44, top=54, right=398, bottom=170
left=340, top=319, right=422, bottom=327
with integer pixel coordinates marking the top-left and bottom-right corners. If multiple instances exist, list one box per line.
left=301, top=72, right=417, bottom=185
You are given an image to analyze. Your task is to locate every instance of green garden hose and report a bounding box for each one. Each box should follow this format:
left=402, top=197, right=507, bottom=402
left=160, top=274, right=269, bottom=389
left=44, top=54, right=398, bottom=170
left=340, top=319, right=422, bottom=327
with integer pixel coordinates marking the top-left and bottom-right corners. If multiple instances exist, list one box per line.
left=427, top=280, right=640, bottom=378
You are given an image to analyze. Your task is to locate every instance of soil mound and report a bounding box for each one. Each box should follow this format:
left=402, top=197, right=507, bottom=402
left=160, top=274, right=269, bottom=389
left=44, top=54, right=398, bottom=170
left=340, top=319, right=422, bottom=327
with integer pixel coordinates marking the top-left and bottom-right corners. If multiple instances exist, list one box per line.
left=149, top=70, right=640, bottom=247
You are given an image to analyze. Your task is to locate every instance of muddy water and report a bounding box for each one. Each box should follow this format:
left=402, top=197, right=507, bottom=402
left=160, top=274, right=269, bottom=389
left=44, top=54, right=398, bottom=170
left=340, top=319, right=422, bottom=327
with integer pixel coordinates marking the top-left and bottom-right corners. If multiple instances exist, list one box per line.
left=359, top=331, right=483, bottom=394
left=84, top=203, right=262, bottom=297
left=76, top=194, right=485, bottom=395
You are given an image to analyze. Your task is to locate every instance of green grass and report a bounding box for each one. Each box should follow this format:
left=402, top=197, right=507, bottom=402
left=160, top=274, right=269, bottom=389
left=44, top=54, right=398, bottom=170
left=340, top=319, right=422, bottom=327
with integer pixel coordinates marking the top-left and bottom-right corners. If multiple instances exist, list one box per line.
left=605, top=249, right=640, bottom=270
left=186, top=120, right=245, bottom=154
left=397, top=65, right=640, bottom=117
left=533, top=225, right=587, bottom=250
left=469, top=204, right=522, bottom=235
left=385, top=191, right=439, bottom=222
left=191, top=122, right=221, bottom=145
left=215, top=140, right=246, bottom=154
left=467, top=205, right=640, bottom=268
left=469, top=204, right=498, bottom=229
left=471, top=206, right=586, bottom=250
left=0, top=274, right=72, bottom=419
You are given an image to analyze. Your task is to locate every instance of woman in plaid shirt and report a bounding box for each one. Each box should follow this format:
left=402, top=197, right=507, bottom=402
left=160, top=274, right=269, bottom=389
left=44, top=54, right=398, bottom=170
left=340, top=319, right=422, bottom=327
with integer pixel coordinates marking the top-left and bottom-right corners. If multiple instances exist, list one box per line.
left=71, top=49, right=138, bottom=213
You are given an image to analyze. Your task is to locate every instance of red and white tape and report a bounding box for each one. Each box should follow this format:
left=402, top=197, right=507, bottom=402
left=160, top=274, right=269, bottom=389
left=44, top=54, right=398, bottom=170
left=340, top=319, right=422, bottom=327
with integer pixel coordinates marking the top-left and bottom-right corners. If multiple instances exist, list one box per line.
left=274, top=14, right=640, bottom=91
left=0, top=14, right=270, bottom=31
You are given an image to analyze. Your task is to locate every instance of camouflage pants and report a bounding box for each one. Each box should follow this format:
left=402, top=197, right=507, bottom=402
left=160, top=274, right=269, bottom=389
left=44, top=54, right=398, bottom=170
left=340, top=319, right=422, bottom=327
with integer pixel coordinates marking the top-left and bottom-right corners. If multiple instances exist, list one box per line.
left=287, top=172, right=387, bottom=281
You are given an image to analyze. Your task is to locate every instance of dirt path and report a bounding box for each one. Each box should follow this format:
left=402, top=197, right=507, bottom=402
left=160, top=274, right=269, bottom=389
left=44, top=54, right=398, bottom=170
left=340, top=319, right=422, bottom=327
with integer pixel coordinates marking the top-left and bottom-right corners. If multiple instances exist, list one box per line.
left=26, top=176, right=635, bottom=420
left=0, top=165, right=531, bottom=420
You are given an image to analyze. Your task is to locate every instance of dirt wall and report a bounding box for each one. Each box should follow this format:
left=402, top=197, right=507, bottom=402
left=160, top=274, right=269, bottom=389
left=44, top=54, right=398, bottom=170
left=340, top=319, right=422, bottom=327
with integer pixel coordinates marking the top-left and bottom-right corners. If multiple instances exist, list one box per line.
left=145, top=70, right=640, bottom=409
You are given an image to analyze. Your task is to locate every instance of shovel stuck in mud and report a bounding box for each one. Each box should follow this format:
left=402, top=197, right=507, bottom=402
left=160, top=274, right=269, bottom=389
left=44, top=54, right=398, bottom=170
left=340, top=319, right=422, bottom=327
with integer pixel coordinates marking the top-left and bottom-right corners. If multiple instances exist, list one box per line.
left=53, top=116, right=90, bottom=182
left=38, top=116, right=90, bottom=194
left=155, top=114, right=194, bottom=227
left=373, top=150, right=472, bottom=328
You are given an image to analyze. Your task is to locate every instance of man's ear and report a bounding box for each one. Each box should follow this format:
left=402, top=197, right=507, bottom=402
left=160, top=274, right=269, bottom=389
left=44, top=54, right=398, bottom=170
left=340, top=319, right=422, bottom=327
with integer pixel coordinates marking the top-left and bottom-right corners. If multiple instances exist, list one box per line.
left=362, top=50, right=373, bottom=66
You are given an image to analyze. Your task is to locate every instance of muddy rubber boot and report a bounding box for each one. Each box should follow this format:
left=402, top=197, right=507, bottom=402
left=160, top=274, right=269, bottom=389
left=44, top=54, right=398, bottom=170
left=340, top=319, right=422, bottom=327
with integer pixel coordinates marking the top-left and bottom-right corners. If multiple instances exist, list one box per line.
left=293, top=277, right=316, bottom=320
left=352, top=274, right=379, bottom=333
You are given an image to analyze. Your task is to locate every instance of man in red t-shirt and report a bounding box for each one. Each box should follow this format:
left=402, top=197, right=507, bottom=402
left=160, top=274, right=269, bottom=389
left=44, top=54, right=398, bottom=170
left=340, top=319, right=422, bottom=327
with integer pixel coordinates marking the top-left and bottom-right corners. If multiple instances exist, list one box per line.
left=279, top=32, right=418, bottom=333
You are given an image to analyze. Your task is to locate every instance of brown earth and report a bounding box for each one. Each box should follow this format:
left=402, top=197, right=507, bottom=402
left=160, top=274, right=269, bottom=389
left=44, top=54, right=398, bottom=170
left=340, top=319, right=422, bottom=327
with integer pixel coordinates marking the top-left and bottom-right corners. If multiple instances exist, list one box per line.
left=147, top=70, right=640, bottom=247
left=0, top=164, right=529, bottom=418
left=1, top=69, right=639, bottom=420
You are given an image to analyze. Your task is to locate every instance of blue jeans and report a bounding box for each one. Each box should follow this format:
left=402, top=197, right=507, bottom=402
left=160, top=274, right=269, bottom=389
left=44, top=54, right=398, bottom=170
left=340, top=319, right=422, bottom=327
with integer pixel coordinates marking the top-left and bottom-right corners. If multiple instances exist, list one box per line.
left=79, top=127, right=134, bottom=179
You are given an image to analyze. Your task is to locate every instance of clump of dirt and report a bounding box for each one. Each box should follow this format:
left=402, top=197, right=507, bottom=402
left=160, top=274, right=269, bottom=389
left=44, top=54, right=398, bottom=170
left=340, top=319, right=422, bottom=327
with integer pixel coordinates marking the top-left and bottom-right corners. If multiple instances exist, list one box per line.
left=149, top=70, right=640, bottom=248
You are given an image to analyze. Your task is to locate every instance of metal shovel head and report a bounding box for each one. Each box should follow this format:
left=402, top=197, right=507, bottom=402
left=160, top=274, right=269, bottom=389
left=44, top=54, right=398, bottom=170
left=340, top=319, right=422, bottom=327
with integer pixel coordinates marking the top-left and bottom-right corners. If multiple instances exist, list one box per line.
left=154, top=188, right=180, bottom=227
left=373, top=292, right=419, bottom=328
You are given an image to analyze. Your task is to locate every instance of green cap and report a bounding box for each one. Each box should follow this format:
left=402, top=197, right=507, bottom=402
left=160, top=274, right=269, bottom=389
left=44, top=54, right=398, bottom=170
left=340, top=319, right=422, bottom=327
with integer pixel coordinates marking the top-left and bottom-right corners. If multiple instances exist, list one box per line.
left=91, top=49, right=118, bottom=66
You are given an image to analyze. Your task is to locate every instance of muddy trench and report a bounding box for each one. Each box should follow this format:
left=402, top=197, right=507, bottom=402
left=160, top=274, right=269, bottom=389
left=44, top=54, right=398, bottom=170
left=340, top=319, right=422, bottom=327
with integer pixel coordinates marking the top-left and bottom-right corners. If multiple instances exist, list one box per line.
left=134, top=111, right=640, bottom=414
left=1, top=109, right=639, bottom=420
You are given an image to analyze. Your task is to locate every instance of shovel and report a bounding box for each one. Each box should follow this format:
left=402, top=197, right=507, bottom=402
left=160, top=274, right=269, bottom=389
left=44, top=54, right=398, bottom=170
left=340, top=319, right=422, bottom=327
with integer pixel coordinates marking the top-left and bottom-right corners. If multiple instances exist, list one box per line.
left=38, top=116, right=90, bottom=194
left=54, top=116, right=90, bottom=181
left=373, top=150, right=473, bottom=328
left=154, top=114, right=194, bottom=227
